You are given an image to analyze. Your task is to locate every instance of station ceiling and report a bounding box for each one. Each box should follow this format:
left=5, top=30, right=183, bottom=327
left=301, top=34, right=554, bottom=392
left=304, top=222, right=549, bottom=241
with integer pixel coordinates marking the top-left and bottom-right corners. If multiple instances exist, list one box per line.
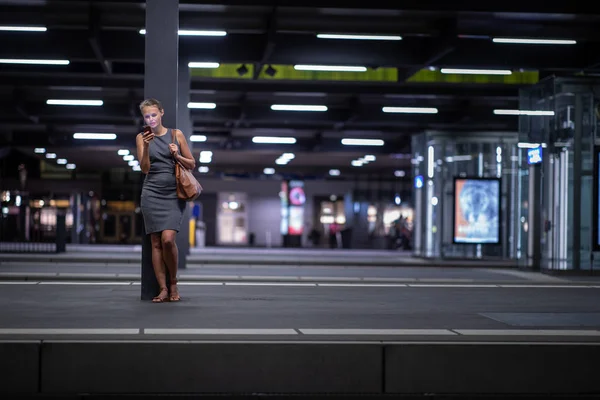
left=0, top=0, right=598, bottom=179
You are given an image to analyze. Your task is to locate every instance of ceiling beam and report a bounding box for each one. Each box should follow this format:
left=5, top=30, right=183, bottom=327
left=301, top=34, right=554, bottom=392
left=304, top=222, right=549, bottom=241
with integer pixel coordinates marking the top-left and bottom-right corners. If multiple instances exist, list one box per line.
left=253, top=6, right=278, bottom=80
left=399, top=18, right=458, bottom=82
left=87, top=2, right=112, bottom=75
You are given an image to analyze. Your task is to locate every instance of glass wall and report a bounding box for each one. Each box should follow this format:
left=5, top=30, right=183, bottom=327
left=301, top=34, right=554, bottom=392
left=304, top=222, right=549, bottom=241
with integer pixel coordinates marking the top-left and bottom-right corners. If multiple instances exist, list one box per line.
left=518, top=77, right=599, bottom=271
left=412, top=131, right=519, bottom=260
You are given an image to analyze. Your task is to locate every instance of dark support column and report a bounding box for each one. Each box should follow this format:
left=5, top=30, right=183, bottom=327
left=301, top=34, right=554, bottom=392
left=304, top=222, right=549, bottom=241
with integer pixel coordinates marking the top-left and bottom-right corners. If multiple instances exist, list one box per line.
left=141, top=0, right=179, bottom=300
left=176, top=58, right=191, bottom=269
left=573, top=94, right=582, bottom=270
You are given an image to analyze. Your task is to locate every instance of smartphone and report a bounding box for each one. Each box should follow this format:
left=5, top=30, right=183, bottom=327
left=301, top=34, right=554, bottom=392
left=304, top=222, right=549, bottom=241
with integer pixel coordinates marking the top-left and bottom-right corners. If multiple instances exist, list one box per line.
left=142, top=125, right=153, bottom=140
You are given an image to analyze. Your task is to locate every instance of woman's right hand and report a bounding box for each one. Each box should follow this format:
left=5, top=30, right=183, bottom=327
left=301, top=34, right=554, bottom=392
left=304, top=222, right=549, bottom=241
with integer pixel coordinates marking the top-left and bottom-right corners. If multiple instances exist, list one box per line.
left=141, top=129, right=154, bottom=144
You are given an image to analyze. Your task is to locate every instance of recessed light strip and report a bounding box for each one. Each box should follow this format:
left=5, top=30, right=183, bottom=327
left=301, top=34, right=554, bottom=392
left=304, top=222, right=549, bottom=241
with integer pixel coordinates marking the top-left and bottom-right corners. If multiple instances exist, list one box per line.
left=271, top=104, right=327, bottom=112
left=188, top=62, right=220, bottom=68
left=0, top=58, right=69, bottom=65
left=140, top=29, right=226, bottom=36
left=73, top=133, right=117, bottom=140
left=441, top=68, right=512, bottom=75
left=382, top=106, right=438, bottom=114
left=493, top=38, right=576, bottom=45
left=252, top=136, right=297, bottom=144
left=317, top=33, right=401, bottom=41
left=294, top=65, right=367, bottom=72
left=0, top=26, right=47, bottom=32
left=188, top=102, right=216, bottom=109
left=47, top=99, right=103, bottom=106
left=494, top=109, right=555, bottom=116
left=341, top=138, right=384, bottom=146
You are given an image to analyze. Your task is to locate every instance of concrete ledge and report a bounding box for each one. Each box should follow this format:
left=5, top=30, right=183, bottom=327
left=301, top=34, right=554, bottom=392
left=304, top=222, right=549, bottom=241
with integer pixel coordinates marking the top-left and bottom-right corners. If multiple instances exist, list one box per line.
left=385, top=342, right=600, bottom=394
left=40, top=341, right=382, bottom=394
left=0, top=341, right=39, bottom=393
left=2, top=340, right=599, bottom=395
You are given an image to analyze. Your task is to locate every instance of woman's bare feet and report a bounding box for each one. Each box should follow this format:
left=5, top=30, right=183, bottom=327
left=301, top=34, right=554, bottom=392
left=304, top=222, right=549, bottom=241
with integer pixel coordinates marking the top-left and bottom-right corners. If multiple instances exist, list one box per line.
left=169, top=281, right=180, bottom=302
left=152, top=287, right=169, bottom=303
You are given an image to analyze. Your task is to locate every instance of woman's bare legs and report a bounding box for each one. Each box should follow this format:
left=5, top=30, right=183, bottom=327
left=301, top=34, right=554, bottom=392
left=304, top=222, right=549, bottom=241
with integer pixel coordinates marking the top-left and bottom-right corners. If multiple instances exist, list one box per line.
left=150, top=233, right=168, bottom=302
left=161, top=230, right=180, bottom=301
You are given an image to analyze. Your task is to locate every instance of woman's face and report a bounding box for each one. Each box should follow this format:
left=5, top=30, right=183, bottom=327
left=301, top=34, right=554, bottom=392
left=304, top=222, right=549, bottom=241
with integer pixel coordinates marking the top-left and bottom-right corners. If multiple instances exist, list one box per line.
left=142, top=106, right=163, bottom=128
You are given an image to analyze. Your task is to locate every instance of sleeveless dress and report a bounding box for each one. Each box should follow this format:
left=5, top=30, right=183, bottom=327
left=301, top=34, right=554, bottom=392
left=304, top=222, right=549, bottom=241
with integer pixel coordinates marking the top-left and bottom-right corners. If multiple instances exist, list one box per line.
left=140, top=129, right=186, bottom=234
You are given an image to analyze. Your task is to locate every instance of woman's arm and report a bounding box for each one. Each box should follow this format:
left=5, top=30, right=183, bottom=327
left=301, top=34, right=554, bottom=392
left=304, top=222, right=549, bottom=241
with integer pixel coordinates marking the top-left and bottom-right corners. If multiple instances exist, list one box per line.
left=173, top=129, right=196, bottom=170
left=136, top=133, right=151, bottom=174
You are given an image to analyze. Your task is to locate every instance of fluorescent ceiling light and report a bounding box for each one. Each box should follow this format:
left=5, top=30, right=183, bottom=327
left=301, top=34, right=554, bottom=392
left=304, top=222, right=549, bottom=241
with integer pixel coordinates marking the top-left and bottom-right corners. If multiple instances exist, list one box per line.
left=188, top=102, right=216, bottom=109
left=56, top=159, right=67, bottom=165
left=382, top=106, right=438, bottom=114
left=0, top=58, right=69, bottom=65
left=275, top=158, right=288, bottom=165
left=329, top=169, right=341, bottom=176
left=364, top=155, right=376, bottom=161
left=0, top=26, right=46, bottom=32
left=139, top=29, right=226, bottom=36
left=271, top=104, right=327, bottom=112
left=190, top=135, right=207, bottom=142
left=493, top=38, right=576, bottom=45
left=66, top=164, right=76, bottom=170
left=198, top=166, right=209, bottom=173
left=47, top=99, right=103, bottom=106
left=394, top=170, right=406, bottom=177
left=518, top=142, right=547, bottom=148
left=133, top=165, right=141, bottom=171
left=252, top=136, right=297, bottom=144
left=128, top=160, right=139, bottom=167
left=441, top=68, right=512, bottom=75
left=263, top=167, right=275, bottom=174
left=46, top=153, right=56, bottom=159
left=123, top=155, right=134, bottom=161
left=73, top=133, right=117, bottom=140
left=294, top=65, right=367, bottom=72
left=188, top=62, right=220, bottom=68
left=34, top=148, right=46, bottom=153
left=317, top=33, right=401, bottom=41
left=351, top=160, right=364, bottom=166
left=117, top=149, right=129, bottom=155
left=341, top=138, right=384, bottom=146
left=281, top=153, right=295, bottom=159
left=200, top=151, right=213, bottom=157
left=494, top=109, right=555, bottom=116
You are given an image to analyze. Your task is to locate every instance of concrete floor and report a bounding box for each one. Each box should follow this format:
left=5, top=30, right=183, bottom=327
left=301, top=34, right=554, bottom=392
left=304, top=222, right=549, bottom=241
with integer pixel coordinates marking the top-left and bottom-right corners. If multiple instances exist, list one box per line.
left=1, top=246, right=599, bottom=342
left=1, top=278, right=599, bottom=342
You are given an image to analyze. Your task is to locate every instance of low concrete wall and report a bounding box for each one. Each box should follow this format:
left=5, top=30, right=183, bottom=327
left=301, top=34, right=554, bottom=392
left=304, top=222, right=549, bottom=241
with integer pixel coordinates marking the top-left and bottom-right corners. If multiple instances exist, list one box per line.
left=1, top=340, right=598, bottom=395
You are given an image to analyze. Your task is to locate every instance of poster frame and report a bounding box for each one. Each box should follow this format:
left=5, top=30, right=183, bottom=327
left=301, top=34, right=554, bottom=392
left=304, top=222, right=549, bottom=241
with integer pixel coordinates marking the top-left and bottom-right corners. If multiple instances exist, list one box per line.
left=452, top=176, right=502, bottom=245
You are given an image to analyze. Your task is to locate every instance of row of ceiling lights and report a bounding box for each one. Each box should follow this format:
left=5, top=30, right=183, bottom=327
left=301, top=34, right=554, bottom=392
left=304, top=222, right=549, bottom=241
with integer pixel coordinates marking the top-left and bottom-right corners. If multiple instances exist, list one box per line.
left=1, top=24, right=578, bottom=45
left=115, top=149, right=212, bottom=174
left=33, top=148, right=76, bottom=170
left=43, top=98, right=556, bottom=117
left=0, top=24, right=577, bottom=73
left=40, top=99, right=554, bottom=145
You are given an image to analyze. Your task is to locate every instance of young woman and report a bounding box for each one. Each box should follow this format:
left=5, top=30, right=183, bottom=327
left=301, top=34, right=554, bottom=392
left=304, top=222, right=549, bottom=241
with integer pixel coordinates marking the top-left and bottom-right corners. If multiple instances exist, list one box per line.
left=136, top=98, right=195, bottom=303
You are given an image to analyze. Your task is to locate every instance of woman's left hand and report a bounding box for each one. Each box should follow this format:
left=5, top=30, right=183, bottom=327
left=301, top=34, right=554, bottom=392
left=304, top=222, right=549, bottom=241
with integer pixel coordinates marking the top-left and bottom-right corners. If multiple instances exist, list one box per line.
left=169, top=143, right=178, bottom=156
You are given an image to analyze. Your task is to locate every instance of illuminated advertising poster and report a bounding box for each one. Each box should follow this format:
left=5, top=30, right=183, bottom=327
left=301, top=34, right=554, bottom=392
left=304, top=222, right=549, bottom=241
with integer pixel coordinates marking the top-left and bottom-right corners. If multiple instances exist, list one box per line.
left=280, top=181, right=288, bottom=235
left=453, top=177, right=500, bottom=244
left=287, top=180, right=305, bottom=235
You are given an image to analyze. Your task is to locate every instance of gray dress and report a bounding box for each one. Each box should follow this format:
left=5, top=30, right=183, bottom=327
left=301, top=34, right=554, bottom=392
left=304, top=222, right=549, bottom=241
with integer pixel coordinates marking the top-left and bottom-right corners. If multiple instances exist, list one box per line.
left=140, top=129, right=186, bottom=234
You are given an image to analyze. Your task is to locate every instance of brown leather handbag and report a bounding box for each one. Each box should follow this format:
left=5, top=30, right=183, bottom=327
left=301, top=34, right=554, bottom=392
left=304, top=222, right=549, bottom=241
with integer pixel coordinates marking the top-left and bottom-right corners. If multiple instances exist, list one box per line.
left=171, top=129, right=203, bottom=201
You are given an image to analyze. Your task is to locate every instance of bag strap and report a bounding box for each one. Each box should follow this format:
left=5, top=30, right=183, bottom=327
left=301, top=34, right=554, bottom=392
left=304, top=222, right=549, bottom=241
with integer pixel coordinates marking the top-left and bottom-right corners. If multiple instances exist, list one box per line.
left=170, top=129, right=186, bottom=169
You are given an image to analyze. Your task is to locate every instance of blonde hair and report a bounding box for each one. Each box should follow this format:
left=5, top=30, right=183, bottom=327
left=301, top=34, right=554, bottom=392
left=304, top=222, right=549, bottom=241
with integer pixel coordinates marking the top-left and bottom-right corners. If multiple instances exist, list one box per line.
left=139, top=98, right=163, bottom=113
